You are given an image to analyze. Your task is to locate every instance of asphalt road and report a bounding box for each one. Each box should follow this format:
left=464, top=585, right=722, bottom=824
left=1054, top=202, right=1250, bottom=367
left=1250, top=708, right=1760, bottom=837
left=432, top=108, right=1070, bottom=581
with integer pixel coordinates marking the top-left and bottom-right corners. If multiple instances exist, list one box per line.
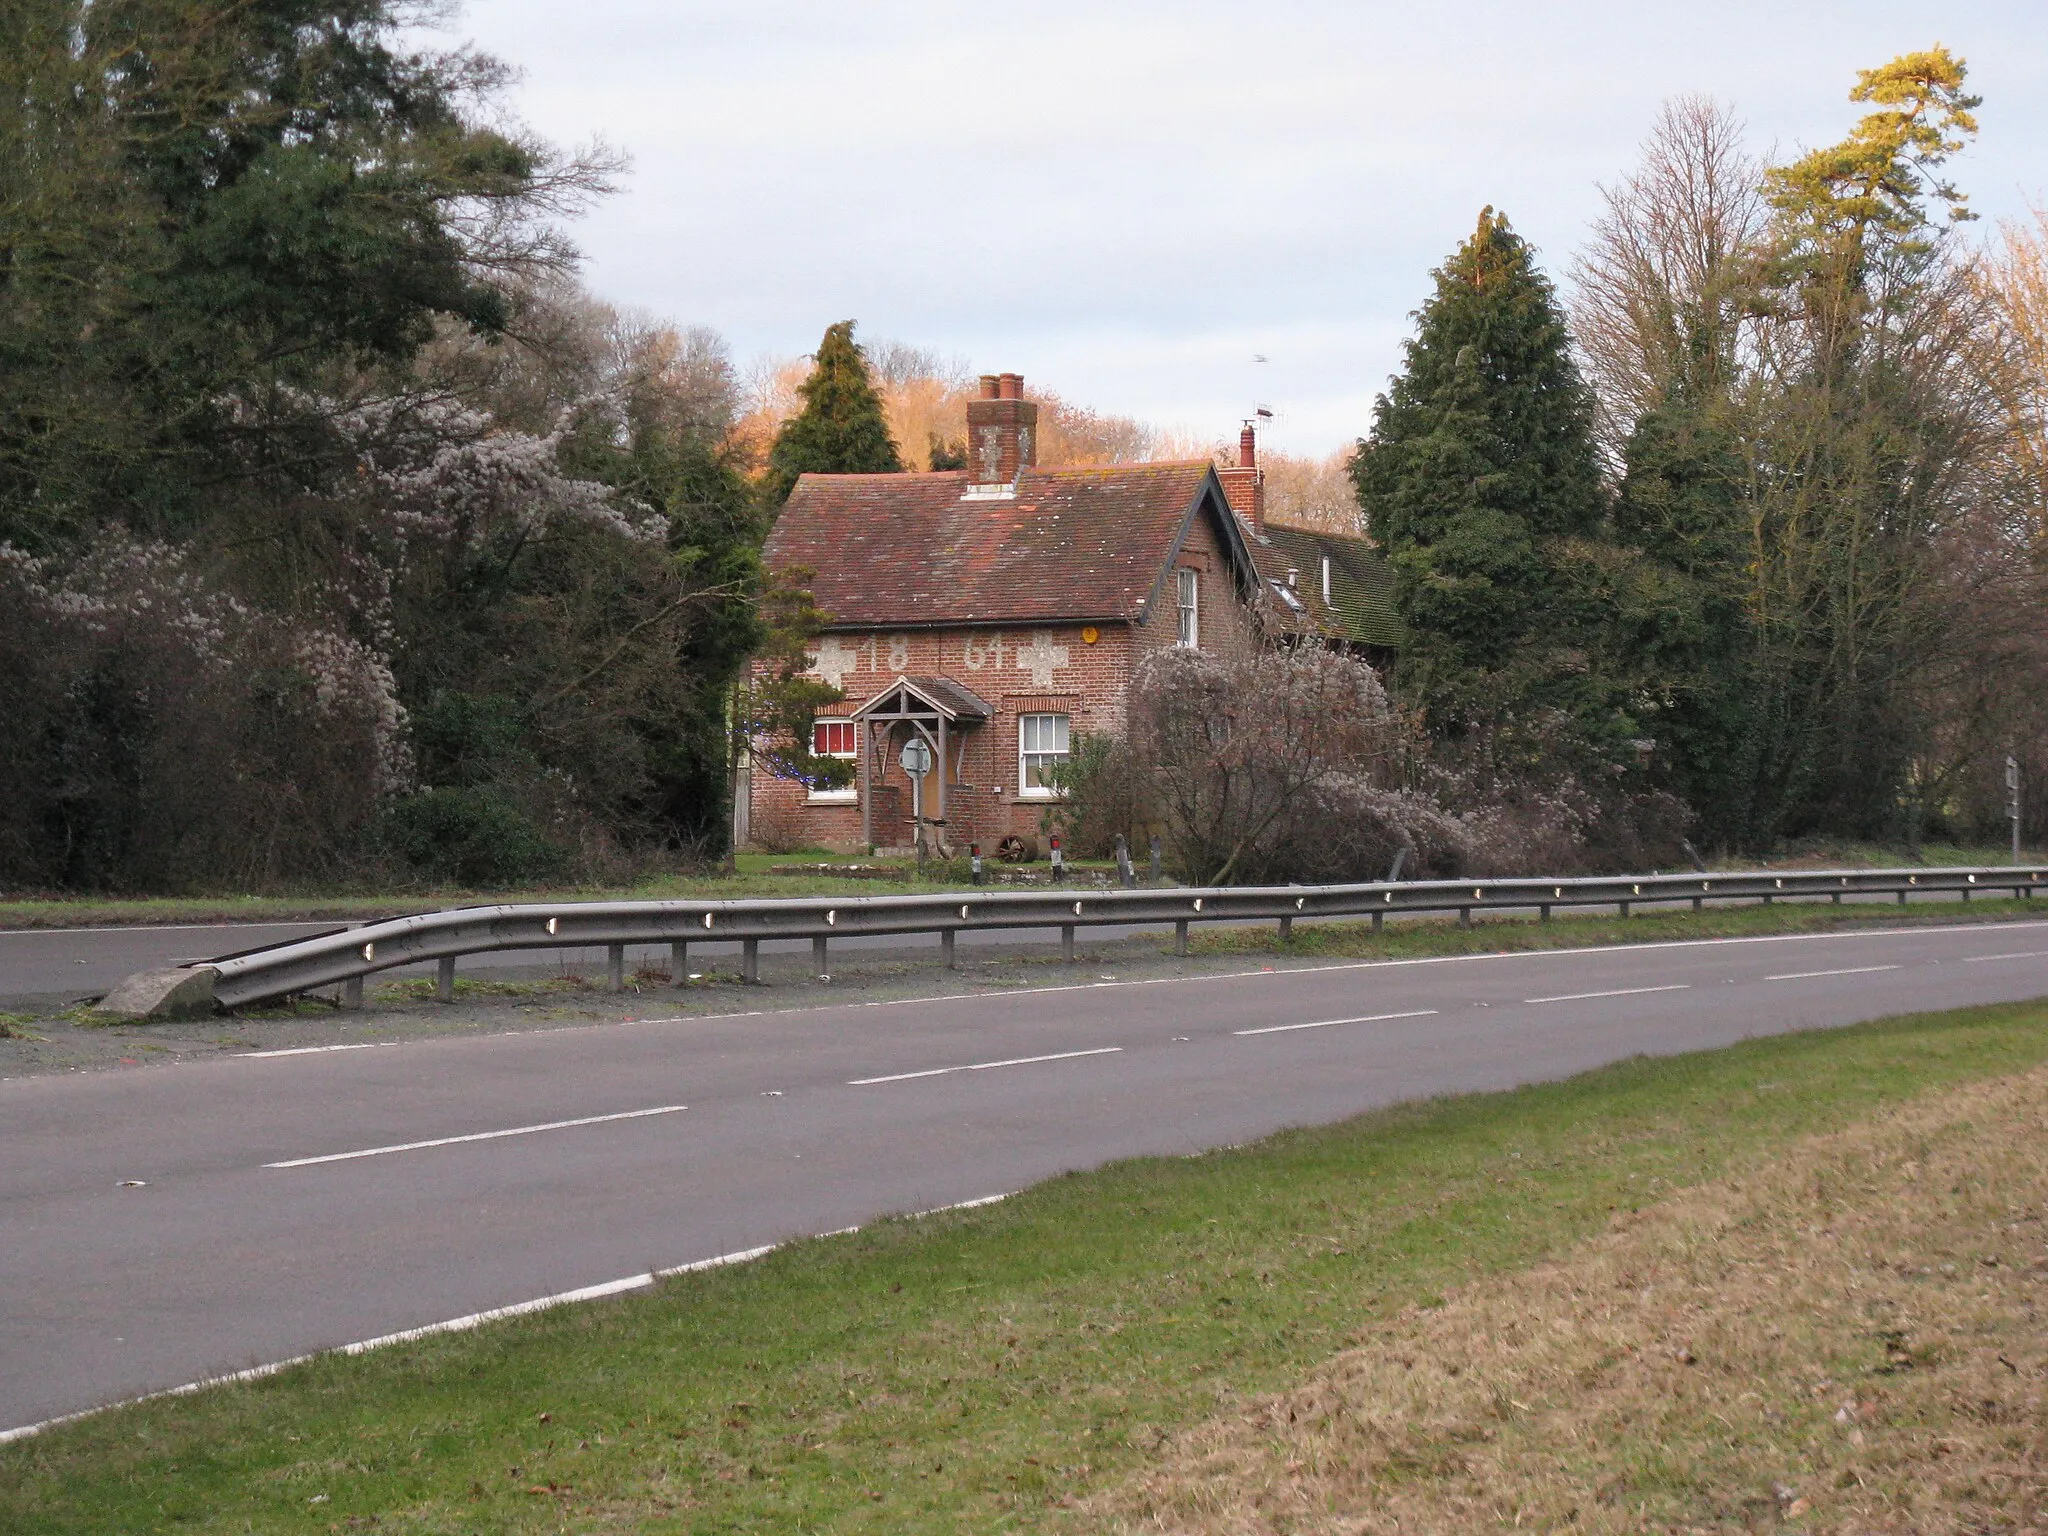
left=6, top=918, right=2048, bottom=1434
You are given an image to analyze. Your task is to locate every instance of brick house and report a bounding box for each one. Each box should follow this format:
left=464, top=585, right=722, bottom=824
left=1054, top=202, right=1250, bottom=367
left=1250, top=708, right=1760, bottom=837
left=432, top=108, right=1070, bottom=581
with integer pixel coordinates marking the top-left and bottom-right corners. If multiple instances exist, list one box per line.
left=746, top=373, right=1394, bottom=853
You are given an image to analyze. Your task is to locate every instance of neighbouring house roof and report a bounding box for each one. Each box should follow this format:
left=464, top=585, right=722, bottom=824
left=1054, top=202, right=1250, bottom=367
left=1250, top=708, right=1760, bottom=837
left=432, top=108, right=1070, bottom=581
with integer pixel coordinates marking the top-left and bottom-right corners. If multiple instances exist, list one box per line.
left=764, top=462, right=1260, bottom=630
left=1248, top=521, right=1404, bottom=650
left=849, top=675, right=993, bottom=722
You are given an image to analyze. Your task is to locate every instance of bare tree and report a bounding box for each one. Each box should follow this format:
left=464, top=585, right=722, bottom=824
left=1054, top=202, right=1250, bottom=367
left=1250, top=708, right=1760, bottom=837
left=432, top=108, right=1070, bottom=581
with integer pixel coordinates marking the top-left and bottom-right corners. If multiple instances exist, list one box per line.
left=1571, top=96, right=1770, bottom=465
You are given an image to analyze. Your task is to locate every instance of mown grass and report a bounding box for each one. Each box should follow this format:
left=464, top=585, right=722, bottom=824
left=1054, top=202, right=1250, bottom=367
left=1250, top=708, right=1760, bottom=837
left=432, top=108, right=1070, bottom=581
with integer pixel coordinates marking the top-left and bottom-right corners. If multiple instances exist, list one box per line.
left=0, top=852, right=1127, bottom=931
left=1202, top=889, right=2048, bottom=961
left=8, top=996, right=2048, bottom=1532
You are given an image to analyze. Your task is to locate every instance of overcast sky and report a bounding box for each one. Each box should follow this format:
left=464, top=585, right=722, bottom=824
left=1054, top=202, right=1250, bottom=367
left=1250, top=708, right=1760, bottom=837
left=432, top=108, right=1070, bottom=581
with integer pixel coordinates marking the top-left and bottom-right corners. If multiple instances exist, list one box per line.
left=445, top=1, right=2048, bottom=457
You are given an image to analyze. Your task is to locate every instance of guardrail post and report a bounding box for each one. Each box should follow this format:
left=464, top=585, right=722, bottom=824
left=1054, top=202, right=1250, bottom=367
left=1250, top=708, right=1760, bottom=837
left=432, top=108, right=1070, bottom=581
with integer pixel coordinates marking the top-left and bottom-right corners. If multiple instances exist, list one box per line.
left=1961, top=885, right=1971, bottom=903
left=1458, top=907, right=1471, bottom=930
left=1061, top=924, right=1075, bottom=963
left=1692, top=896, right=1702, bottom=913
left=342, top=974, right=363, bottom=1010
left=742, top=938, right=760, bottom=984
left=1174, top=919, right=1189, bottom=956
left=1617, top=901, right=1630, bottom=920
left=436, top=956, right=456, bottom=1004
left=941, top=929, right=956, bottom=968
left=1897, top=887, right=1908, bottom=905
left=607, top=943, right=625, bottom=991
left=1279, top=915, right=1292, bottom=943
left=1372, top=910, right=1384, bottom=933
left=1831, top=890, right=1842, bottom=904
left=813, top=935, right=829, bottom=978
left=670, top=940, right=688, bottom=985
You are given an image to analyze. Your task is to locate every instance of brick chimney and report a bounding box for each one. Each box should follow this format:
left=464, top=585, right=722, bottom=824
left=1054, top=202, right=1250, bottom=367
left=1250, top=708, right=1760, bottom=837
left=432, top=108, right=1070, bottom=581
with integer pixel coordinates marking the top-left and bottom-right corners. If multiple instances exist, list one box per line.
left=1215, top=421, right=1265, bottom=533
left=966, top=372, right=1037, bottom=485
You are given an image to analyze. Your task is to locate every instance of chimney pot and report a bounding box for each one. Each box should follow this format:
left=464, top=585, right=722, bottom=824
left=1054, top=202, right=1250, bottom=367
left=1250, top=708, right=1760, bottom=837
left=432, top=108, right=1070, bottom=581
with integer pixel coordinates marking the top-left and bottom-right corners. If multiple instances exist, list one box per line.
left=1239, top=423, right=1257, bottom=468
left=998, top=372, right=1023, bottom=400
left=978, top=374, right=1001, bottom=399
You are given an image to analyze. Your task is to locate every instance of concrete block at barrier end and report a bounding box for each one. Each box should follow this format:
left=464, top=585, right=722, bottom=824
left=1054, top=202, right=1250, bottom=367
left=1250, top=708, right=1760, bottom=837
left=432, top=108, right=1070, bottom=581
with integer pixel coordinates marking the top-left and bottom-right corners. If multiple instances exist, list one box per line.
left=91, top=966, right=218, bottom=1021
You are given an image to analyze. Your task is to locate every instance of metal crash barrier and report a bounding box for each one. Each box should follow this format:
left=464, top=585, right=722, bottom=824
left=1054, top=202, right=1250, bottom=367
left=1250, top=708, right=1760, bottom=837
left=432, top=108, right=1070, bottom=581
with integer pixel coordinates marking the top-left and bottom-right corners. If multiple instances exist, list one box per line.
left=178, top=865, right=2048, bottom=1011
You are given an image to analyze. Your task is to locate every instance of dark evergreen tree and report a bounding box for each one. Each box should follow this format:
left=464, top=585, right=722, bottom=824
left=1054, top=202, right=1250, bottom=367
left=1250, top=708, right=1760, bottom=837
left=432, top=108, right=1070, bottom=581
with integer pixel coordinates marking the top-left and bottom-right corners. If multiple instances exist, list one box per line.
left=1351, top=209, right=1620, bottom=769
left=764, top=321, right=903, bottom=505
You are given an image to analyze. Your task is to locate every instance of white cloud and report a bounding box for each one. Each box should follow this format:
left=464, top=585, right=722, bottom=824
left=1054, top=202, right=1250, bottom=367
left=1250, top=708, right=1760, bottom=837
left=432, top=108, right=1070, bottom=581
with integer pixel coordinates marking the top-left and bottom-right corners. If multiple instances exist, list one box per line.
left=450, top=0, right=2048, bottom=454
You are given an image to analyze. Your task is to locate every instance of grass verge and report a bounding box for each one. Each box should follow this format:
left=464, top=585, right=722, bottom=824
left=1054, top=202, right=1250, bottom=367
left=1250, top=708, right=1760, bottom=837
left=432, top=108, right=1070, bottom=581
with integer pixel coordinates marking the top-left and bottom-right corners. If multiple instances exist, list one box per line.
left=1102, top=1058, right=2048, bottom=1532
left=7, top=999, right=2048, bottom=1532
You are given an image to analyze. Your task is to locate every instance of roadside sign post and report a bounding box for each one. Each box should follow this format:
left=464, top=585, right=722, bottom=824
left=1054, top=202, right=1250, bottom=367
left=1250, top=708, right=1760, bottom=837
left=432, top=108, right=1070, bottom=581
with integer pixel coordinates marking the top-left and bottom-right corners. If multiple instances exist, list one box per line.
left=2009, top=755, right=2022, bottom=865
left=900, top=736, right=933, bottom=873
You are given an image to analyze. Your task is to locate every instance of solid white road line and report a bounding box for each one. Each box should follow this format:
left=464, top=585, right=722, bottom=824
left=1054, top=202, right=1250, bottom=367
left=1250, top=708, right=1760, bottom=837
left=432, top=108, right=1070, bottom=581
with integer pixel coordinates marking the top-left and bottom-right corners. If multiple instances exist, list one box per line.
left=264, top=1104, right=688, bottom=1168
left=1963, top=950, right=2048, bottom=963
left=0, top=1193, right=1011, bottom=1447
left=1234, top=1009, right=1440, bottom=1036
left=1763, top=965, right=1901, bottom=981
left=1524, top=984, right=1691, bottom=1004
left=240, top=1042, right=381, bottom=1059
left=849, top=1046, right=1123, bottom=1087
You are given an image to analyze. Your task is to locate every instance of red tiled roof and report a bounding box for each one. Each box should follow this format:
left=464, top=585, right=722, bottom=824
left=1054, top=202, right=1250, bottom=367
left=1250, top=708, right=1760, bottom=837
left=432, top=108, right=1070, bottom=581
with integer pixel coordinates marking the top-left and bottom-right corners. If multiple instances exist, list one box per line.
left=763, top=462, right=1234, bottom=629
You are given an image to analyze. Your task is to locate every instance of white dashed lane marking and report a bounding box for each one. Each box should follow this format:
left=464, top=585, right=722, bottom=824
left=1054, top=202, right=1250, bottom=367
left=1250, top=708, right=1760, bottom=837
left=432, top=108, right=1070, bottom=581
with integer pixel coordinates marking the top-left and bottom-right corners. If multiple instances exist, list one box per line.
left=1763, top=966, right=1901, bottom=982
left=849, top=1047, right=1123, bottom=1087
left=1523, top=985, right=1691, bottom=1004
left=266, top=1105, right=688, bottom=1168
left=1234, top=1009, right=1440, bottom=1036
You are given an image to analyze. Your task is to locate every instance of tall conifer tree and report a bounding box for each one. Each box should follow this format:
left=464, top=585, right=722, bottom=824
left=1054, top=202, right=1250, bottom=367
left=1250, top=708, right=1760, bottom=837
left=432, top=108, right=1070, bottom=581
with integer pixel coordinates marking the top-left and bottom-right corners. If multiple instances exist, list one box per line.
left=765, top=321, right=903, bottom=505
left=1351, top=209, right=1616, bottom=765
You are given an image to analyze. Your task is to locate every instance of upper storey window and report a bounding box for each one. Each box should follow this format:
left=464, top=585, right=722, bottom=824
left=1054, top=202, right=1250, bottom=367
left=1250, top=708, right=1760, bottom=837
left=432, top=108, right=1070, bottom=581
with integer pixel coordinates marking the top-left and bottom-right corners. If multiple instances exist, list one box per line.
left=1176, top=569, right=1199, bottom=648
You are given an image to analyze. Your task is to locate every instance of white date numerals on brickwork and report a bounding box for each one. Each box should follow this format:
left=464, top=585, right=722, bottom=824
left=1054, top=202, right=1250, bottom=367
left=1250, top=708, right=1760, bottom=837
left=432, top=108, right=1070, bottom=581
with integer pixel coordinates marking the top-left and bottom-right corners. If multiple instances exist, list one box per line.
left=963, top=633, right=1007, bottom=671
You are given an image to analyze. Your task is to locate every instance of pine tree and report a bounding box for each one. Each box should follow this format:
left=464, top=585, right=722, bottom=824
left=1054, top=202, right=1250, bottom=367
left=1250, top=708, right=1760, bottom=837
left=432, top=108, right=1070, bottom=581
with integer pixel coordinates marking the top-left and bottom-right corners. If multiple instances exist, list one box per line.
left=1351, top=209, right=1614, bottom=758
left=764, top=321, right=903, bottom=505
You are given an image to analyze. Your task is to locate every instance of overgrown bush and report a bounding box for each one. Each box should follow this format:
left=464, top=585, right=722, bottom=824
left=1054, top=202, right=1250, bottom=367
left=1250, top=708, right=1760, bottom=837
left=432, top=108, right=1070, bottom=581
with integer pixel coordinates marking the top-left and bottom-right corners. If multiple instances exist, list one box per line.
left=379, top=787, right=569, bottom=888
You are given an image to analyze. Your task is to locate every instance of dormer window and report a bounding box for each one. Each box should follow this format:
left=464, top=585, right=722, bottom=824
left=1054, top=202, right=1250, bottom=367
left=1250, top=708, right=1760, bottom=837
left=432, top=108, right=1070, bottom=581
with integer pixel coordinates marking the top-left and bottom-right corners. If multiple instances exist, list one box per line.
left=1176, top=569, right=1199, bottom=648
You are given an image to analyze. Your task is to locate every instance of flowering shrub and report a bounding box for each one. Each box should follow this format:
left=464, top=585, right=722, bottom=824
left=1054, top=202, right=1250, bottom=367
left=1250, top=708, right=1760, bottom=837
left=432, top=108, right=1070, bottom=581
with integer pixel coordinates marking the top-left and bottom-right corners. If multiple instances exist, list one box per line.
left=0, top=537, right=404, bottom=890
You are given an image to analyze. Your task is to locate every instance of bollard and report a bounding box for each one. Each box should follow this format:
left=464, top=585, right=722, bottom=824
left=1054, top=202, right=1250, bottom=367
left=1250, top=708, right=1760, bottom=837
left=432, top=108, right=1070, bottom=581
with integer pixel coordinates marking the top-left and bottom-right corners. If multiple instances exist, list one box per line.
left=813, top=934, right=828, bottom=979
left=671, top=939, right=688, bottom=985
left=970, top=843, right=984, bottom=885
left=607, top=943, right=625, bottom=992
left=742, top=937, right=760, bottom=984
left=1114, top=833, right=1134, bottom=888
left=942, top=929, right=956, bottom=968
left=437, top=955, right=456, bottom=1003
left=1150, top=835, right=1162, bottom=884
left=1050, top=835, right=1065, bottom=883
left=1174, top=919, right=1189, bottom=957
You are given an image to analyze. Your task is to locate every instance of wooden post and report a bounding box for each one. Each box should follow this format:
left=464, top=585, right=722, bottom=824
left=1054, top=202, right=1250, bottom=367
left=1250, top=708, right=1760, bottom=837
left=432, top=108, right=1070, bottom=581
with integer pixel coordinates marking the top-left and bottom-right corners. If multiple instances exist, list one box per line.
left=670, top=939, right=688, bottom=984
left=1618, top=901, right=1630, bottom=920
left=607, top=943, right=625, bottom=991
left=742, top=938, right=760, bottom=984
left=1278, top=915, right=1293, bottom=943
left=343, top=973, right=363, bottom=1010
left=1371, top=911, right=1384, bottom=934
left=813, top=934, right=828, bottom=977
left=1897, top=888, right=1908, bottom=905
left=935, top=712, right=948, bottom=843
left=942, top=929, right=956, bottom=968
left=1061, top=924, right=1075, bottom=963
left=1538, top=905, right=1550, bottom=923
left=1692, top=896, right=1703, bottom=913
left=1458, top=907, right=1471, bottom=930
left=859, top=718, right=873, bottom=849
left=1174, top=919, right=1189, bottom=957
left=437, top=955, right=456, bottom=1003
